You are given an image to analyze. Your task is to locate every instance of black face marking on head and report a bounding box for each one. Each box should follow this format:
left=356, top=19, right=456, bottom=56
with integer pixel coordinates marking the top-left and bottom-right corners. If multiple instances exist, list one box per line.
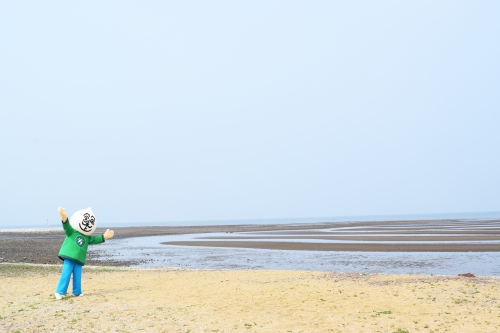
left=79, top=213, right=95, bottom=232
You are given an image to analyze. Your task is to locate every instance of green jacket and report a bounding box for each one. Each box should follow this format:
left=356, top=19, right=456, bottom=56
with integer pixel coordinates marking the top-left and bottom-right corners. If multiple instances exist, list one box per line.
left=58, top=218, right=105, bottom=265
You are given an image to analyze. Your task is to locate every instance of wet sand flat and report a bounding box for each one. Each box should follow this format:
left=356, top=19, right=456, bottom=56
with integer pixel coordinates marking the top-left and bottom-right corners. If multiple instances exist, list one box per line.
left=0, top=223, right=359, bottom=266
left=1, top=219, right=499, bottom=268
left=162, top=219, right=500, bottom=252
left=164, top=241, right=500, bottom=252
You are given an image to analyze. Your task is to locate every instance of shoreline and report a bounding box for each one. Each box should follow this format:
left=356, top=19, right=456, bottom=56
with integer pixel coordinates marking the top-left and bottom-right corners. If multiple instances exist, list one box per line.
left=1, top=261, right=498, bottom=278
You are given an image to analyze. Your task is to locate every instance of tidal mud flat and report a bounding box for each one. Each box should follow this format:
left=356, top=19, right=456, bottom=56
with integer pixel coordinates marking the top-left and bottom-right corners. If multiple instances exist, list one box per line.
left=0, top=223, right=334, bottom=266
left=94, top=219, right=500, bottom=276
left=1, top=219, right=500, bottom=275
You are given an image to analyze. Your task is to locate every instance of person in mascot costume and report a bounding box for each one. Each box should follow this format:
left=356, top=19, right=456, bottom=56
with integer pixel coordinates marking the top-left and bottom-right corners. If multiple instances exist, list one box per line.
left=55, top=207, right=114, bottom=300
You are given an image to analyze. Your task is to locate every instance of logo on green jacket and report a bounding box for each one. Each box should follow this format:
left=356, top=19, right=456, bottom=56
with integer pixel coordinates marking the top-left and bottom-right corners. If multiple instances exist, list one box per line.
left=75, top=235, right=86, bottom=248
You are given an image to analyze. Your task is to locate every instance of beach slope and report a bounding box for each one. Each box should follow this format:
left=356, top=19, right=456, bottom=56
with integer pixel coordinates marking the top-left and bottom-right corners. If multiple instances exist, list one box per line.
left=1, top=264, right=499, bottom=332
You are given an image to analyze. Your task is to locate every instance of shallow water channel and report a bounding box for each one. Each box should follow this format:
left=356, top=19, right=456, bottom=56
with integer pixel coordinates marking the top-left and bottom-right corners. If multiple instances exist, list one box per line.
left=94, top=231, right=500, bottom=276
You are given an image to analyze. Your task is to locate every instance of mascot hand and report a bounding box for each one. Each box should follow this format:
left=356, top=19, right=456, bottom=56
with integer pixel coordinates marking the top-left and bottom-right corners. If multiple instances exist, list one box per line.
left=57, top=207, right=67, bottom=222
left=104, top=229, right=114, bottom=240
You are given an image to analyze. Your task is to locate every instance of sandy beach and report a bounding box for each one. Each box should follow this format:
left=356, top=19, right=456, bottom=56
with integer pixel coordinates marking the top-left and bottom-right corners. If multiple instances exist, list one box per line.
left=1, top=264, right=500, bottom=333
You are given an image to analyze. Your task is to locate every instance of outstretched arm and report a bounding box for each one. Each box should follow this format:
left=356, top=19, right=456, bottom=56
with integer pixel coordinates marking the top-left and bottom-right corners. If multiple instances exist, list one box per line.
left=58, top=207, right=68, bottom=222
left=90, top=229, right=114, bottom=244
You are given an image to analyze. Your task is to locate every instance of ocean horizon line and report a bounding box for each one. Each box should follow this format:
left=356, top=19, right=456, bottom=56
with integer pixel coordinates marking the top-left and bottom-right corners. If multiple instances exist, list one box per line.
left=2, top=210, right=500, bottom=230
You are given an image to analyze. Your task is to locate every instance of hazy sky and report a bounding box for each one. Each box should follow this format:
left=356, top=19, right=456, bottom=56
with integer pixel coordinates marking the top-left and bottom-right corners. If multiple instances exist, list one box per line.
left=1, top=1, right=499, bottom=226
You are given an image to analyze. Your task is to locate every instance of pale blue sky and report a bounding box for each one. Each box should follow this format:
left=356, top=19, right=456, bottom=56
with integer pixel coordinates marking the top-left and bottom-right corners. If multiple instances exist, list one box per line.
left=1, top=1, right=499, bottom=226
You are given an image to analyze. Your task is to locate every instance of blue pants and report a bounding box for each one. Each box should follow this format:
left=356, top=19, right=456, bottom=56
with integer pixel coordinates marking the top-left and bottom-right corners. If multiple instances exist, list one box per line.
left=56, top=259, right=83, bottom=295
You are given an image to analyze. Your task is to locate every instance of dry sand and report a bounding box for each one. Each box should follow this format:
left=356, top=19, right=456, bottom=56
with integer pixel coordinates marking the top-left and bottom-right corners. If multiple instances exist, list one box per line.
left=1, top=264, right=500, bottom=333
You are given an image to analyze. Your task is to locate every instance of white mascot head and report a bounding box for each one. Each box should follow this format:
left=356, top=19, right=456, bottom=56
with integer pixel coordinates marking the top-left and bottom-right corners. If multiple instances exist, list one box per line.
left=70, top=207, right=97, bottom=236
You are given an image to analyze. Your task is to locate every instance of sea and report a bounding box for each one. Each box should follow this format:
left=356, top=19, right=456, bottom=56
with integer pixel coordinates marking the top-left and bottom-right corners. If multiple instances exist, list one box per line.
left=2, top=211, right=500, bottom=230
